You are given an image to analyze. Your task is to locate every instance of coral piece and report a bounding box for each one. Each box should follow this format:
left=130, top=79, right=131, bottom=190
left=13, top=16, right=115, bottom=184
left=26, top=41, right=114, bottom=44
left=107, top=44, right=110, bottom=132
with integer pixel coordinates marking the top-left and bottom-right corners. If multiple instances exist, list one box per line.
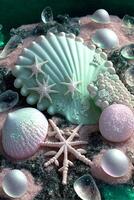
left=88, top=69, right=134, bottom=110
left=99, top=104, right=134, bottom=142
left=41, top=119, right=92, bottom=185
left=2, top=108, right=48, bottom=160
left=12, top=32, right=112, bottom=124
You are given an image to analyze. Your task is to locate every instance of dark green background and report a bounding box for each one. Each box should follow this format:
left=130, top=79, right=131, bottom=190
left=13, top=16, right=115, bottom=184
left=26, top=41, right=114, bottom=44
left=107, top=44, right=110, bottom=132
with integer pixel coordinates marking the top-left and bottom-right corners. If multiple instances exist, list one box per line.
left=0, top=0, right=134, bottom=37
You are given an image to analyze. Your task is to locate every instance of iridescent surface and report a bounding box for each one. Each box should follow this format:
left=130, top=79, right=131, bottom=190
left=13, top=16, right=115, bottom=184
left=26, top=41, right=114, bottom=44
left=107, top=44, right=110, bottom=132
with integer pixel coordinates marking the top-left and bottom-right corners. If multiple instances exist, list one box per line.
left=91, top=9, right=110, bottom=24
left=41, top=7, right=53, bottom=24
left=0, top=90, right=19, bottom=112
left=74, top=174, right=101, bottom=200
left=91, top=29, right=119, bottom=49
left=125, top=66, right=134, bottom=87
left=101, top=149, right=129, bottom=177
left=121, top=44, right=134, bottom=60
left=2, top=170, right=28, bottom=198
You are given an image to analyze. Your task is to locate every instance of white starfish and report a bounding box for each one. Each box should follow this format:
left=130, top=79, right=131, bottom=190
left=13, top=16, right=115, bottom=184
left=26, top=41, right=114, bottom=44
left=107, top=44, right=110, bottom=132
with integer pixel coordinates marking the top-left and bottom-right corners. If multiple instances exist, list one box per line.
left=23, top=56, right=48, bottom=79
left=61, top=75, right=81, bottom=97
left=28, top=76, right=58, bottom=103
left=41, top=119, right=93, bottom=185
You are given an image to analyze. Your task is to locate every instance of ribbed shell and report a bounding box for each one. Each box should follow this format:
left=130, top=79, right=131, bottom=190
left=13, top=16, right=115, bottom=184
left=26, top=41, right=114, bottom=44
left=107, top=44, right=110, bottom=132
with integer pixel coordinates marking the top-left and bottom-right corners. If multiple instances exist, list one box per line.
left=12, top=32, right=110, bottom=124
left=2, top=108, right=48, bottom=160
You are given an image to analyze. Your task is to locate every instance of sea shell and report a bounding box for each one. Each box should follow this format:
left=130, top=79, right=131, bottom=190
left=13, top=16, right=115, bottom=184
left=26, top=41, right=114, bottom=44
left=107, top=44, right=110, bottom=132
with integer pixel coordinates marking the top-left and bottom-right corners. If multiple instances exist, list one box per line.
left=12, top=32, right=112, bottom=124
left=2, top=107, right=48, bottom=160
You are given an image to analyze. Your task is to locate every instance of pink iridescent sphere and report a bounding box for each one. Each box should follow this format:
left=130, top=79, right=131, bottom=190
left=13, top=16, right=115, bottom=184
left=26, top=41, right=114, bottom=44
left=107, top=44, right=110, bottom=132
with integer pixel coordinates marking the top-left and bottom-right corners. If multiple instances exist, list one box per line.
left=99, top=104, right=134, bottom=142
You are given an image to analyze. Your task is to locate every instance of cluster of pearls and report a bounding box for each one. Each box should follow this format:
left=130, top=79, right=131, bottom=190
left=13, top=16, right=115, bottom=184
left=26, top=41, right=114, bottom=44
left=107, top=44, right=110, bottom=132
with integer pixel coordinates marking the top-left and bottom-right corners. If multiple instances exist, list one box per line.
left=88, top=61, right=134, bottom=110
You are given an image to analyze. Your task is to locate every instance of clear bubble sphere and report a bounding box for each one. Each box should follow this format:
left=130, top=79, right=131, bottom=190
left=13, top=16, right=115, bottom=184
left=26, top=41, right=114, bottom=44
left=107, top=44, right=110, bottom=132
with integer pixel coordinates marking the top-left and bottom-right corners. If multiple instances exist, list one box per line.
left=2, top=169, right=28, bottom=198
left=74, top=174, right=101, bottom=200
left=101, top=149, right=129, bottom=177
left=91, top=9, right=110, bottom=24
left=91, top=28, right=119, bottom=49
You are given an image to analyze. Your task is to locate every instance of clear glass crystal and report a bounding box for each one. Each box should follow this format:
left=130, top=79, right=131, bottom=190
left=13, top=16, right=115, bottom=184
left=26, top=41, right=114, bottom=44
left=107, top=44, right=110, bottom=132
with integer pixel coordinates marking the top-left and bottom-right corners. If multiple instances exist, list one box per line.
left=41, top=7, right=53, bottom=24
left=74, top=174, right=101, bottom=200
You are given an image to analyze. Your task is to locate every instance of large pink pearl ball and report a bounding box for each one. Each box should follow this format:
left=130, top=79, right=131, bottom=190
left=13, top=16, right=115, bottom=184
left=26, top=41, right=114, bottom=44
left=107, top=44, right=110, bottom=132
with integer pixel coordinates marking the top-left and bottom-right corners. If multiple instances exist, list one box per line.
left=99, top=104, right=134, bottom=142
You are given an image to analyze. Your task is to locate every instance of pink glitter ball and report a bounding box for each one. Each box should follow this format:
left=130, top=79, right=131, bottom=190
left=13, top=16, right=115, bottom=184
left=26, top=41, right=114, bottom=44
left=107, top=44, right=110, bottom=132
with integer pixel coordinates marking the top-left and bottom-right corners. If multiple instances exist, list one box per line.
left=99, top=104, right=134, bottom=142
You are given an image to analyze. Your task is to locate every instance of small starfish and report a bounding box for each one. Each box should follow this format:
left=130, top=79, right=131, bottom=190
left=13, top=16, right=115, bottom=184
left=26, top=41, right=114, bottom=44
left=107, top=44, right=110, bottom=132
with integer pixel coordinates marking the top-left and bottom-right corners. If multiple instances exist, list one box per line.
left=28, top=76, right=58, bottom=103
left=61, top=75, right=81, bottom=97
left=23, top=56, right=48, bottom=79
left=41, top=119, right=93, bottom=185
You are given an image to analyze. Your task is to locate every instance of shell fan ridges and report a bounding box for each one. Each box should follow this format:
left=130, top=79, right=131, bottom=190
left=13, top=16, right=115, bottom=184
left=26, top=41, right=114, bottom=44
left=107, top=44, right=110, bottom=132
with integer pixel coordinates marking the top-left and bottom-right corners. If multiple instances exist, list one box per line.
left=2, top=108, right=48, bottom=160
left=12, top=32, right=112, bottom=124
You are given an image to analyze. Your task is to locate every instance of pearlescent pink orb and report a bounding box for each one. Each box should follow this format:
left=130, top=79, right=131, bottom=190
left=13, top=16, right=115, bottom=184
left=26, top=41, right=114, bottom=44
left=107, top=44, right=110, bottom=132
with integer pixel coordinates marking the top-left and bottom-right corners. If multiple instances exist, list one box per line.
left=101, top=149, right=129, bottom=177
left=99, top=104, right=134, bottom=142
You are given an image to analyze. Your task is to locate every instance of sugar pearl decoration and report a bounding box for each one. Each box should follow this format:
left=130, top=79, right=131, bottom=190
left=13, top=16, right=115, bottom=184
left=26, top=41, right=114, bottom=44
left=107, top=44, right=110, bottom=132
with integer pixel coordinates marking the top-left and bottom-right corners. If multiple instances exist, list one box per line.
left=101, top=149, right=129, bottom=177
left=2, top=107, right=48, bottom=160
left=91, top=9, right=110, bottom=24
left=99, top=104, right=134, bottom=142
left=2, top=170, right=28, bottom=198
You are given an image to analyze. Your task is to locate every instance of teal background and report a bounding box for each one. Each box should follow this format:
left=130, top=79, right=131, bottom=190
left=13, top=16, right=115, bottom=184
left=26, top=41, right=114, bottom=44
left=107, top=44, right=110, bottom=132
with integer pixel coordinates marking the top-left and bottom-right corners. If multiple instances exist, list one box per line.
left=0, top=0, right=134, bottom=37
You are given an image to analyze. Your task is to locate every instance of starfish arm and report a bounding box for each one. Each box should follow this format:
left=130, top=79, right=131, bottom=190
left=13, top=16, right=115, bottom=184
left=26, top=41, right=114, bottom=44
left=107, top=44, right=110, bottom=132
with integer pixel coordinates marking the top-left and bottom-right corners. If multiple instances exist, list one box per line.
left=69, top=141, right=88, bottom=146
left=44, top=151, right=57, bottom=156
left=45, top=93, right=52, bottom=103
left=44, top=145, right=64, bottom=167
left=49, top=119, right=66, bottom=142
left=68, top=145, right=93, bottom=166
left=49, top=89, right=59, bottom=94
left=28, top=87, right=39, bottom=92
left=76, top=88, right=81, bottom=93
left=64, top=90, right=70, bottom=96
left=67, top=124, right=82, bottom=142
left=77, top=148, right=87, bottom=154
left=41, top=141, right=64, bottom=147
left=58, top=145, right=74, bottom=185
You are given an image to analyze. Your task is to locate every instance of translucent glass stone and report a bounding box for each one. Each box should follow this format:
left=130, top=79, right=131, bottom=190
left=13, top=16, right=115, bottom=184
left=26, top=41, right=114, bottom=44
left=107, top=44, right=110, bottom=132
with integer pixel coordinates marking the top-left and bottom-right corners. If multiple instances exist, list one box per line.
left=101, top=149, right=129, bottom=177
left=2, top=170, right=28, bottom=198
left=41, top=7, right=53, bottom=24
left=74, top=174, right=101, bottom=200
left=124, top=66, right=134, bottom=87
left=0, top=90, right=19, bottom=112
left=0, top=24, right=4, bottom=47
left=122, top=15, right=134, bottom=28
left=91, top=9, right=110, bottom=24
left=121, top=44, right=134, bottom=60
left=91, top=28, right=119, bottom=49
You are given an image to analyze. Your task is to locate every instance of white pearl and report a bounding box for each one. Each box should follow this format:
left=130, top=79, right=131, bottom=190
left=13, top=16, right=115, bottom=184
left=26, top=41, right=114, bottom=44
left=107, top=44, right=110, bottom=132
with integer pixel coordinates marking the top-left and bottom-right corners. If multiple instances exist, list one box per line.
left=2, top=170, right=28, bottom=198
left=101, top=149, right=129, bottom=177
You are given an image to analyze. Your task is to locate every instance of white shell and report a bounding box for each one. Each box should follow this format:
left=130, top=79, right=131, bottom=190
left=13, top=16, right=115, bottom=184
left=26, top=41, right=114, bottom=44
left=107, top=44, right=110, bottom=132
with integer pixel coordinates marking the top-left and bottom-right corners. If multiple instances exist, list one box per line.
left=2, top=107, right=48, bottom=160
left=91, top=9, right=110, bottom=24
left=91, top=28, right=119, bottom=49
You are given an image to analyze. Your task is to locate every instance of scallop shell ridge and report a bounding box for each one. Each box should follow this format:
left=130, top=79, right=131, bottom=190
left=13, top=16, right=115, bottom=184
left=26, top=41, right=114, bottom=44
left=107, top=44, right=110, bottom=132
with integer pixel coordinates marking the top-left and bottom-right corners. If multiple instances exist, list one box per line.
left=12, top=32, right=111, bottom=124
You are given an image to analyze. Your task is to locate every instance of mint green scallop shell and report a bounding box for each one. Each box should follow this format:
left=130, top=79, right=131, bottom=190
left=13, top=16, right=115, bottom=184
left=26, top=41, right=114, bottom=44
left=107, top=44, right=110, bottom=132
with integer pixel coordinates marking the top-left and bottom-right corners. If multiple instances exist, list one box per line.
left=12, top=32, right=110, bottom=124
